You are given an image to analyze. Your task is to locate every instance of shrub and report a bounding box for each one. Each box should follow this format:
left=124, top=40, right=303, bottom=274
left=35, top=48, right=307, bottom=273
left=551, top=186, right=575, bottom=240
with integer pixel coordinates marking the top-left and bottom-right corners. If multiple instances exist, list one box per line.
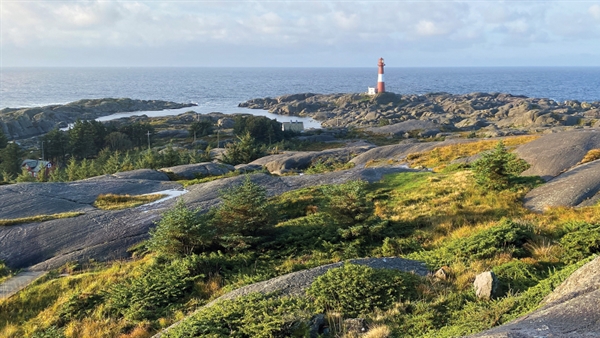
left=212, top=176, right=276, bottom=250
left=472, top=141, right=530, bottom=190
left=148, top=199, right=215, bottom=257
left=492, top=260, right=543, bottom=295
left=381, top=237, right=423, bottom=256
left=189, top=120, right=213, bottom=138
left=321, top=180, right=374, bottom=224
left=307, top=263, right=419, bottom=317
left=222, top=132, right=265, bottom=165
left=559, top=222, right=600, bottom=264
left=163, top=293, right=317, bottom=338
left=410, top=219, right=533, bottom=267
left=107, top=258, right=200, bottom=321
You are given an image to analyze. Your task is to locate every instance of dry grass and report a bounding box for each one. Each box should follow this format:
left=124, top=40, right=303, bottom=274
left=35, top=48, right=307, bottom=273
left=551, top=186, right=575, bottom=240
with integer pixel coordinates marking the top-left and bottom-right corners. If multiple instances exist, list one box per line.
left=579, top=149, right=600, bottom=164
left=363, top=325, right=392, bottom=338
left=0, top=212, right=84, bottom=226
left=93, top=194, right=165, bottom=210
left=524, top=238, right=563, bottom=263
left=406, top=135, right=539, bottom=171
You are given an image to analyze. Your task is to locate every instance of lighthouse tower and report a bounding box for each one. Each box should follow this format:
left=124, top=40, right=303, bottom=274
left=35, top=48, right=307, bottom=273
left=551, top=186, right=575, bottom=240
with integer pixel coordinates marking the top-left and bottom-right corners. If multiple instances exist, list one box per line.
left=377, top=58, right=385, bottom=93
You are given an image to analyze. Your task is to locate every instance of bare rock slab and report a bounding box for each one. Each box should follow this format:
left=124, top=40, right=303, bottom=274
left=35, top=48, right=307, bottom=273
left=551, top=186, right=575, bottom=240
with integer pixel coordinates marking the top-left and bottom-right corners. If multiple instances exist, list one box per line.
left=515, top=129, right=600, bottom=181
left=523, top=159, right=600, bottom=212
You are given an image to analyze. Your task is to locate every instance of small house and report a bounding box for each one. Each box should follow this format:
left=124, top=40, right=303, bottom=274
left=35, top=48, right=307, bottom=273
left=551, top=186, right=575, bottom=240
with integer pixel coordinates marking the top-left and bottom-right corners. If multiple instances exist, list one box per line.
left=22, top=159, right=54, bottom=178
left=282, top=121, right=304, bottom=132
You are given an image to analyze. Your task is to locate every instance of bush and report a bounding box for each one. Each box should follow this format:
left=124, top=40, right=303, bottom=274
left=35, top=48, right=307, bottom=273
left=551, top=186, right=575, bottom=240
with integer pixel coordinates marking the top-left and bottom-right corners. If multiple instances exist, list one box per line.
left=107, top=257, right=200, bottom=321
left=148, top=199, right=215, bottom=257
left=163, top=293, right=317, bottom=338
left=410, top=219, right=533, bottom=267
left=559, top=222, right=600, bottom=264
left=492, top=260, right=543, bottom=295
left=212, top=176, right=276, bottom=250
left=307, top=263, right=419, bottom=317
left=222, top=132, right=265, bottom=165
left=472, top=141, right=530, bottom=190
left=321, top=180, right=373, bottom=224
left=189, top=120, right=213, bottom=138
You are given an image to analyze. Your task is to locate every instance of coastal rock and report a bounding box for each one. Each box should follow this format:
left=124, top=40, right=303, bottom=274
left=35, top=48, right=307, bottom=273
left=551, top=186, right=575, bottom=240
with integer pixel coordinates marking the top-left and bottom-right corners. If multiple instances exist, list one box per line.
left=365, top=120, right=441, bottom=136
left=0, top=98, right=196, bottom=140
left=239, top=92, right=599, bottom=135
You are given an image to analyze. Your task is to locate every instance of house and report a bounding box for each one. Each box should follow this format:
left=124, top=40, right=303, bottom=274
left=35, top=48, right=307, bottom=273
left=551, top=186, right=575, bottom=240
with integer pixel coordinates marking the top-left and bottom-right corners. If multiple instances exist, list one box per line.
left=282, top=121, right=304, bottom=132
left=22, top=159, right=54, bottom=178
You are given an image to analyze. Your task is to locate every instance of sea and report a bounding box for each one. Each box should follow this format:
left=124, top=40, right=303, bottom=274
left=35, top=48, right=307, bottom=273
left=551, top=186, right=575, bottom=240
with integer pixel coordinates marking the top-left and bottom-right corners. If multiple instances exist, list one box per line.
left=2, top=67, right=599, bottom=128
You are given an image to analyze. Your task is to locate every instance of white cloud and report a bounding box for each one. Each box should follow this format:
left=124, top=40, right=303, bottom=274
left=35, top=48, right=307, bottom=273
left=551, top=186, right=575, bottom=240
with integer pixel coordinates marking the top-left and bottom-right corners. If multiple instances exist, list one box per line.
left=590, top=5, right=600, bottom=20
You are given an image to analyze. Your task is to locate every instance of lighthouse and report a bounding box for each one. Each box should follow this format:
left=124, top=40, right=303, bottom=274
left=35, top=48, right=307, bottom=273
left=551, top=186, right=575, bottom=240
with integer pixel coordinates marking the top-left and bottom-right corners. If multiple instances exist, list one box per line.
left=377, top=57, right=385, bottom=93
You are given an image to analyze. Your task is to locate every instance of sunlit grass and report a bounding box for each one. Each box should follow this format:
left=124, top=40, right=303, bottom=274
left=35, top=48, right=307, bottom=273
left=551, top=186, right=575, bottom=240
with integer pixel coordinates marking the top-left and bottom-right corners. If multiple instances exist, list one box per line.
left=0, top=212, right=84, bottom=226
left=93, top=194, right=165, bottom=210
left=406, top=135, right=539, bottom=171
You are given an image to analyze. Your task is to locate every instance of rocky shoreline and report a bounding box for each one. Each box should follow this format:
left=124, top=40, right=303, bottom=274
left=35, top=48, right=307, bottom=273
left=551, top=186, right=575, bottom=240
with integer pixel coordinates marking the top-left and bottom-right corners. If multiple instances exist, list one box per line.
left=0, top=98, right=196, bottom=140
left=240, top=92, right=600, bottom=135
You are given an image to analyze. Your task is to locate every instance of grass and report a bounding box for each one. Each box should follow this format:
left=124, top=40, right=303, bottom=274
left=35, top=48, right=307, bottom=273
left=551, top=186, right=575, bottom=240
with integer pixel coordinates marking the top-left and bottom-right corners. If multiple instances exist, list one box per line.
left=0, top=212, right=84, bottom=226
left=579, top=148, right=600, bottom=164
left=3, top=164, right=600, bottom=337
left=406, top=135, right=539, bottom=171
left=178, top=170, right=243, bottom=187
left=93, top=194, right=165, bottom=210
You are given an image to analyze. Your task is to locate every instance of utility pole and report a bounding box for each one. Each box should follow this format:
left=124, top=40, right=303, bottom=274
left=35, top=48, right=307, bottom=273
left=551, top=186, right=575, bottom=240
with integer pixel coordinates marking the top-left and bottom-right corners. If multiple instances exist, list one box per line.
left=147, top=131, right=151, bottom=150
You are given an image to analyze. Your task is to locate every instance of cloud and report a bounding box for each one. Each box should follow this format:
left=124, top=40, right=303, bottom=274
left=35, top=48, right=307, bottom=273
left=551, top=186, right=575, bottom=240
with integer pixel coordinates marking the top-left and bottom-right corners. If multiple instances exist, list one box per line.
left=1, top=1, right=599, bottom=66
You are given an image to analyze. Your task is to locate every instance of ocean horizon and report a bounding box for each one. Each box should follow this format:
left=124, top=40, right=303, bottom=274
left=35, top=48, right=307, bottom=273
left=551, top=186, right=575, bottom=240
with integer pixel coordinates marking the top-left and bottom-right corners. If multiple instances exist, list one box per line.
left=2, top=66, right=599, bottom=112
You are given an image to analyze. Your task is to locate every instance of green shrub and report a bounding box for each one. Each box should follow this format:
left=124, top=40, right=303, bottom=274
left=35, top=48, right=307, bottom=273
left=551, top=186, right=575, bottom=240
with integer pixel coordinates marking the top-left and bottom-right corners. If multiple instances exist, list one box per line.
left=410, top=219, right=533, bottom=268
left=381, top=237, right=423, bottom=256
left=148, top=199, right=215, bottom=257
left=31, top=326, right=65, bottom=338
left=57, top=292, right=104, bottom=324
left=492, top=260, right=543, bottom=295
left=163, top=293, right=317, bottom=338
left=213, top=176, right=276, bottom=250
left=107, top=257, right=201, bottom=321
left=472, top=141, right=530, bottom=190
left=307, top=263, right=419, bottom=317
left=222, top=132, right=265, bottom=165
left=559, top=222, right=600, bottom=264
left=321, top=180, right=373, bottom=224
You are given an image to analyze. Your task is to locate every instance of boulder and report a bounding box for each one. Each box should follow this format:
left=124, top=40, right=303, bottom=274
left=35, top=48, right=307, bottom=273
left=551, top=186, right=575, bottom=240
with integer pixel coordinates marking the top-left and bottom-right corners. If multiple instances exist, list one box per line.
left=161, top=162, right=235, bottom=179
left=515, top=129, right=600, bottom=180
left=474, top=271, right=498, bottom=300
left=234, top=164, right=264, bottom=173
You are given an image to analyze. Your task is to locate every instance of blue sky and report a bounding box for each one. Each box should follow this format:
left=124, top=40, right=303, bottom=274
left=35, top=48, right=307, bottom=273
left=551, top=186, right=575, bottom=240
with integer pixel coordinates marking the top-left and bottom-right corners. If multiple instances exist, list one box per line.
left=1, top=0, right=600, bottom=67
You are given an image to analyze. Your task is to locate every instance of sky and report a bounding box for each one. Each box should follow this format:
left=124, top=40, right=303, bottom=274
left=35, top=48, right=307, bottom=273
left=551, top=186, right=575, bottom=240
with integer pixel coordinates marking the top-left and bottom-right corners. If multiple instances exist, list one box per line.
left=1, top=0, right=600, bottom=67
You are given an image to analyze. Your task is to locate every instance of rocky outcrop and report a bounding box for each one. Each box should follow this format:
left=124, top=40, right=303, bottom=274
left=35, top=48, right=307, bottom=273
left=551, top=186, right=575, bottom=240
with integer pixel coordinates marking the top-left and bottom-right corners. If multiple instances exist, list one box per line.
left=523, top=159, right=600, bottom=212
left=468, top=256, right=600, bottom=337
left=161, top=162, right=235, bottom=179
left=0, top=98, right=196, bottom=140
left=0, top=166, right=416, bottom=270
left=474, top=271, right=498, bottom=300
left=515, top=129, right=600, bottom=181
left=365, top=120, right=442, bottom=137
left=240, top=92, right=600, bottom=133
left=249, top=145, right=375, bottom=174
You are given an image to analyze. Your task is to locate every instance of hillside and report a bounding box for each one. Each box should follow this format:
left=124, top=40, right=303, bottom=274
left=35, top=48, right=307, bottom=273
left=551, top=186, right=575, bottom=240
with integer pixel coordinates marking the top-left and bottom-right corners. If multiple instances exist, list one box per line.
left=2, top=95, right=600, bottom=337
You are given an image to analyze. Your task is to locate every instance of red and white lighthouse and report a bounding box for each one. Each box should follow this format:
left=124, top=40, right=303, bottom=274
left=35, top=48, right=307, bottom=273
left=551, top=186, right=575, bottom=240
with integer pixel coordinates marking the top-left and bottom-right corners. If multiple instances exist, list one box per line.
left=377, top=57, right=385, bottom=93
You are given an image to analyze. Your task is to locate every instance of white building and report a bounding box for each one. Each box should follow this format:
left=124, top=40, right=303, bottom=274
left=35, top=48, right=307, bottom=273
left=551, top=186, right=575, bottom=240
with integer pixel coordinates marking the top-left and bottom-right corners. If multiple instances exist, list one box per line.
left=282, top=121, right=304, bottom=132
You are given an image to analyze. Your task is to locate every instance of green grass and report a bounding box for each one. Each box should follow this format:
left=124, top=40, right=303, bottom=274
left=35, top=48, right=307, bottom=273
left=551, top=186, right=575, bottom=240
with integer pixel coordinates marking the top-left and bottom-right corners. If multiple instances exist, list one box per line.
left=178, top=170, right=244, bottom=187
left=0, top=212, right=84, bottom=226
left=93, top=193, right=165, bottom=210
left=3, top=167, right=600, bottom=338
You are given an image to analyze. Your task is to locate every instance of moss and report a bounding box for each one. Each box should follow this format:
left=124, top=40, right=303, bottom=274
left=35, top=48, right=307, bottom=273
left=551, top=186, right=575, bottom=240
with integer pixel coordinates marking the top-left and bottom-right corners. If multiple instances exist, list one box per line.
left=0, top=212, right=84, bottom=226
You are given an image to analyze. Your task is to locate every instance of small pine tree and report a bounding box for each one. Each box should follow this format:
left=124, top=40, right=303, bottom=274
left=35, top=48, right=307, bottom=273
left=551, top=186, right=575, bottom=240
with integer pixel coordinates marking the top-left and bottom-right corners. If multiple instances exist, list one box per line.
left=472, top=141, right=530, bottom=190
left=148, top=199, right=215, bottom=257
left=212, top=176, right=275, bottom=250
left=222, top=132, right=264, bottom=165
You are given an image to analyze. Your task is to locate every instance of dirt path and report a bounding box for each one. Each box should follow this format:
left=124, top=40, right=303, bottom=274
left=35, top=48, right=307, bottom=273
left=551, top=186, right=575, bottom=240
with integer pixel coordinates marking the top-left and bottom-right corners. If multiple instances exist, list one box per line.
left=0, top=270, right=47, bottom=300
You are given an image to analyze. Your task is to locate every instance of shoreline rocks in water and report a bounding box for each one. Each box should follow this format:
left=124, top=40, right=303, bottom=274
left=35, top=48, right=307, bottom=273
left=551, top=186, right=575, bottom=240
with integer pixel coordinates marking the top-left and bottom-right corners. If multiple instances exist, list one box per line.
left=239, top=92, right=600, bottom=134
left=0, top=98, right=196, bottom=140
